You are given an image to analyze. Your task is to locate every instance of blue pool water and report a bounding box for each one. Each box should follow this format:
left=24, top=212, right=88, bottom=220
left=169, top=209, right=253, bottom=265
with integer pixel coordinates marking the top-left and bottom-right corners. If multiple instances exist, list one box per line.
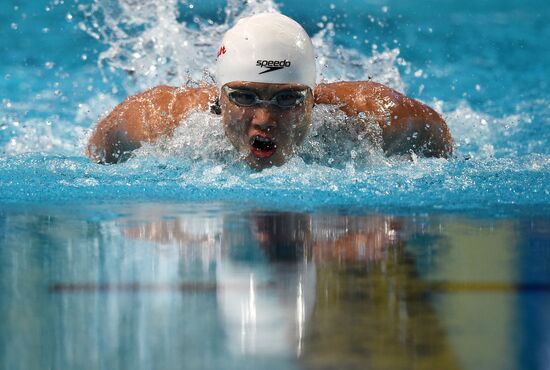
left=1, top=0, right=549, bottom=369
left=0, top=0, right=548, bottom=209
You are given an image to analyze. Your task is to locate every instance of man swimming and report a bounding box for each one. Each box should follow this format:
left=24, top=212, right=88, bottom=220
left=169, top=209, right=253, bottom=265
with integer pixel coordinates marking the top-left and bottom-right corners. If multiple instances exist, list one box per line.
left=86, top=13, right=453, bottom=169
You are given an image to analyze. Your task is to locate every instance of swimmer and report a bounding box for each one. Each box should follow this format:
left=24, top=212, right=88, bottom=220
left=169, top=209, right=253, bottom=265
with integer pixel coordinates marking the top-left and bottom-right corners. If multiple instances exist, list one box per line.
left=86, top=13, right=453, bottom=169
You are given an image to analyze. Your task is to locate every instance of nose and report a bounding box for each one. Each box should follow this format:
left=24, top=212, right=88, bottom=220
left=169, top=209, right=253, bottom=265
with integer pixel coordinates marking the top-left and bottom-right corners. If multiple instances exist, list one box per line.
left=251, top=107, right=277, bottom=131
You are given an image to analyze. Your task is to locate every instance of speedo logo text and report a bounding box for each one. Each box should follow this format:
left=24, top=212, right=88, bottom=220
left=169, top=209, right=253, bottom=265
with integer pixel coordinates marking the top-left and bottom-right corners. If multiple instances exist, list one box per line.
left=256, top=60, right=291, bottom=74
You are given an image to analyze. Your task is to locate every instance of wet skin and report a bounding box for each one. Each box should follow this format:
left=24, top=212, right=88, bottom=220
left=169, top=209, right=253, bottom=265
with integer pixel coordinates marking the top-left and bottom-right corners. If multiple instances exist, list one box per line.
left=219, top=82, right=314, bottom=169
left=86, top=81, right=453, bottom=167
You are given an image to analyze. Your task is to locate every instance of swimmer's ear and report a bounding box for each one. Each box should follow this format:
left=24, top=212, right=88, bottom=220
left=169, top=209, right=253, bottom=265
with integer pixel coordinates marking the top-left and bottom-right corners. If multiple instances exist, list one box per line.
left=210, top=98, right=221, bottom=115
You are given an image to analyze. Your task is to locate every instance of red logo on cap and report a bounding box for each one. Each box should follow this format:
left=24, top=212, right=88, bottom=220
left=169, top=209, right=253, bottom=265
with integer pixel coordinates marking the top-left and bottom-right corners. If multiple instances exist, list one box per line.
left=217, top=46, right=226, bottom=58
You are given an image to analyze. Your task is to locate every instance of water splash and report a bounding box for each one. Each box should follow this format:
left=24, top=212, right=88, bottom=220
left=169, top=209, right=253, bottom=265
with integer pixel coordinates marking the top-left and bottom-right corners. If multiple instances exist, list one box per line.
left=78, top=0, right=406, bottom=91
left=0, top=0, right=547, bottom=209
left=77, top=0, right=280, bottom=90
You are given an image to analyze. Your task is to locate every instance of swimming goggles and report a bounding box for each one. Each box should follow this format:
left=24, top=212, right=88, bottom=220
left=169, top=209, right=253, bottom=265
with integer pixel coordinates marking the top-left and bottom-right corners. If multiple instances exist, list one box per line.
left=222, top=86, right=309, bottom=108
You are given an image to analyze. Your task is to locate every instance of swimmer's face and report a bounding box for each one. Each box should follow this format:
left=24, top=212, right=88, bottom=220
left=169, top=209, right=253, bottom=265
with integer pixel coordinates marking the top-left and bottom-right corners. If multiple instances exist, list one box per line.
left=220, top=81, right=314, bottom=169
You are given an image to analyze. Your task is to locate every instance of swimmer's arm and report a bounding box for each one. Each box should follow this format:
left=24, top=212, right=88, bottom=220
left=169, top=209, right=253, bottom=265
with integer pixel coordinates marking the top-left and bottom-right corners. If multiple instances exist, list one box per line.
left=86, top=85, right=217, bottom=163
left=314, top=81, right=453, bottom=158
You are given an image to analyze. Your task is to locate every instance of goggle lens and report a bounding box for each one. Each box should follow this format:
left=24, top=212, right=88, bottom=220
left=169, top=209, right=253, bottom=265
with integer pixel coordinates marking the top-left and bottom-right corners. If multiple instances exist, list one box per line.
left=224, top=86, right=308, bottom=108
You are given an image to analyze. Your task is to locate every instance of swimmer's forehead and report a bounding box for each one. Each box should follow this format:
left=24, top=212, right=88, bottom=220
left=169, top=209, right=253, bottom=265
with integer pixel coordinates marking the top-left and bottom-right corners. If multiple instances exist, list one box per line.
left=225, top=81, right=310, bottom=92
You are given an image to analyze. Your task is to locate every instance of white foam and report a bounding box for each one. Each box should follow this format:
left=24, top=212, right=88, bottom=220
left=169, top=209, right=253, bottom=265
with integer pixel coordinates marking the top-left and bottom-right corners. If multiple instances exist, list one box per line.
left=443, top=100, right=532, bottom=159
left=0, top=0, right=538, bottom=166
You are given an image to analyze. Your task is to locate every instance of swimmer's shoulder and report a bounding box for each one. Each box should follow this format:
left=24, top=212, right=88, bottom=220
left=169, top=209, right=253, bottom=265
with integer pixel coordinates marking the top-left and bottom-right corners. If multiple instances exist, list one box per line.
left=131, top=84, right=218, bottom=116
left=314, top=80, right=389, bottom=106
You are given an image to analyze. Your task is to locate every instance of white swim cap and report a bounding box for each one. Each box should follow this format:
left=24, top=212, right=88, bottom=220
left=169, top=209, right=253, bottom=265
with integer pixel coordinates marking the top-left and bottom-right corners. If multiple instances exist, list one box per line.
left=215, top=13, right=316, bottom=90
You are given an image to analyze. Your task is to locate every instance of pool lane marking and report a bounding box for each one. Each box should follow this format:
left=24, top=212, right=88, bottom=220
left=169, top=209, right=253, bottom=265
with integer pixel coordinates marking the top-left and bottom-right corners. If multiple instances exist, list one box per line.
left=49, top=282, right=276, bottom=293
left=49, top=282, right=216, bottom=293
left=48, top=281, right=550, bottom=294
left=427, top=281, right=550, bottom=293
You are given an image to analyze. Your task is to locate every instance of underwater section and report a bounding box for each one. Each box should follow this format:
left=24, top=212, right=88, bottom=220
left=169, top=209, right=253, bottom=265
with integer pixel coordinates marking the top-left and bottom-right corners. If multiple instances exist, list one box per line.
left=1, top=203, right=549, bottom=369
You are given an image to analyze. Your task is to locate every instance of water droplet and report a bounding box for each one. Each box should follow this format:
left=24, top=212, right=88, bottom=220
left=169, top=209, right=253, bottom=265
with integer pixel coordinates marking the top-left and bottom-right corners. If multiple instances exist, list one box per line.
left=45, top=61, right=55, bottom=69
left=81, top=54, right=87, bottom=61
left=414, top=69, right=423, bottom=78
left=42, top=27, right=49, bottom=33
left=66, top=13, right=73, bottom=21
left=382, top=6, right=389, bottom=13
left=10, top=23, right=18, bottom=30
left=475, top=84, right=481, bottom=91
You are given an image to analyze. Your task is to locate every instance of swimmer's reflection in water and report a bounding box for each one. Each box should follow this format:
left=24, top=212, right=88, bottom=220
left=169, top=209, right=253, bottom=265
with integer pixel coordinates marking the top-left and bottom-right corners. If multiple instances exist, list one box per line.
left=122, top=210, right=459, bottom=368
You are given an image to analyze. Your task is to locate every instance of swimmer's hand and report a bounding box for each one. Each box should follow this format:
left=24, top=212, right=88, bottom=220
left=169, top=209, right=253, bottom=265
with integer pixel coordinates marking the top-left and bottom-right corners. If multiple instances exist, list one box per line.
left=314, top=81, right=453, bottom=158
left=86, top=85, right=217, bottom=163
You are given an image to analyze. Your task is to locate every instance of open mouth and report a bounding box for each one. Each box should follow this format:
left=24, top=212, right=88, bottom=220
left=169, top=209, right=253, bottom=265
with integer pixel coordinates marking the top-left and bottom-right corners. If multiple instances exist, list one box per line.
left=249, top=135, right=277, bottom=158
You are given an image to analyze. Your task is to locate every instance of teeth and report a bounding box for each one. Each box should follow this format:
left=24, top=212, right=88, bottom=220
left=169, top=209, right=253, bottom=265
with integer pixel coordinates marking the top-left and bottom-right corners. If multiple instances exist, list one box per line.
left=250, top=135, right=273, bottom=144
left=250, top=135, right=276, bottom=151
